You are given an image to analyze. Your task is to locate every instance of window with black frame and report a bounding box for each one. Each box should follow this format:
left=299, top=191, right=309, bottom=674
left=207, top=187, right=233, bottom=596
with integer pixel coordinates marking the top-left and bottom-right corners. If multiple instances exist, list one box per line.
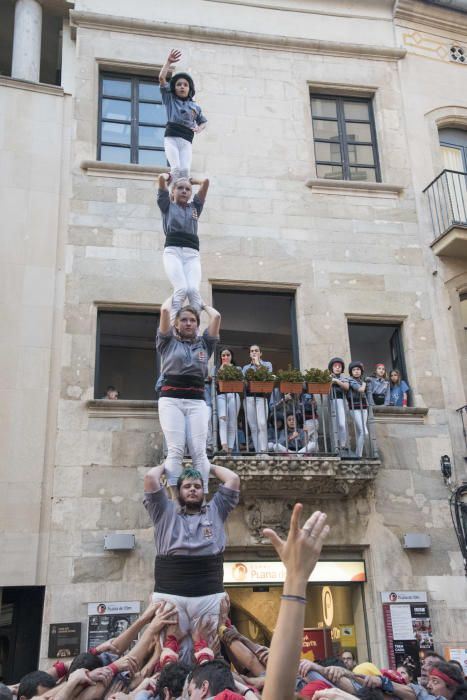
left=347, top=321, right=411, bottom=406
left=98, top=73, right=167, bottom=165
left=95, top=310, right=159, bottom=400
left=310, top=95, right=381, bottom=182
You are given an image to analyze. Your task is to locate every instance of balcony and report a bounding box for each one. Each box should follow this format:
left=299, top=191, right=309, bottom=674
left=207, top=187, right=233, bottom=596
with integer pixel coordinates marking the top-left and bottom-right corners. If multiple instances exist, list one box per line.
left=424, top=169, right=467, bottom=259
left=206, top=386, right=380, bottom=500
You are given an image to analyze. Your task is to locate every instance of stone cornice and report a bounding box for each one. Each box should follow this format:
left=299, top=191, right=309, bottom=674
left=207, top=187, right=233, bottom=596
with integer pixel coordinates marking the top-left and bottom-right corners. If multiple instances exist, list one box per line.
left=70, top=11, right=406, bottom=61
left=373, top=406, right=429, bottom=423
left=0, top=76, right=65, bottom=96
left=394, top=0, right=467, bottom=37
left=81, top=160, right=167, bottom=180
left=87, top=399, right=157, bottom=418
left=306, top=178, right=404, bottom=197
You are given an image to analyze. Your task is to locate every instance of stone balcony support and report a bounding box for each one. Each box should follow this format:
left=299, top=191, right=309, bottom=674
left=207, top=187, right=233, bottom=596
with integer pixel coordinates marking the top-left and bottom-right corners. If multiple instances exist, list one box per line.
left=12, top=0, right=43, bottom=82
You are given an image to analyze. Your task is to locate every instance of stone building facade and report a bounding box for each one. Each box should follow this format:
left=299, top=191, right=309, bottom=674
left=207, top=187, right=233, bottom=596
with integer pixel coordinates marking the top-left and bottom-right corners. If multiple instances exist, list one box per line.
left=1, top=0, right=467, bottom=680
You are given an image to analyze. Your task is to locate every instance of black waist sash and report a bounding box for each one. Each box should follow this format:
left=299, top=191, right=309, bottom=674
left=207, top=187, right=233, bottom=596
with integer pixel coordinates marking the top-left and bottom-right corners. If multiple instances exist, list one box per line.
left=165, top=121, right=194, bottom=143
left=154, top=553, right=224, bottom=596
left=161, top=374, right=205, bottom=400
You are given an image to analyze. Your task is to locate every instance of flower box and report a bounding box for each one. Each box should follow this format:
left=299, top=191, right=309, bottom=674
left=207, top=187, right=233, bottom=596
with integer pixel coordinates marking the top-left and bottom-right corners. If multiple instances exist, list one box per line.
left=307, top=382, right=331, bottom=395
left=279, top=381, right=304, bottom=395
left=248, top=380, right=275, bottom=394
left=217, top=380, right=244, bottom=394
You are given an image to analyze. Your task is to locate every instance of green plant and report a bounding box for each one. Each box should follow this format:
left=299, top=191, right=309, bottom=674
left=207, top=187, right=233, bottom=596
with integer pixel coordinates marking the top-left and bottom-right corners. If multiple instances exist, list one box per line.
left=244, top=366, right=276, bottom=382
left=276, top=366, right=305, bottom=382
left=303, top=368, right=332, bottom=383
left=217, top=365, right=244, bottom=381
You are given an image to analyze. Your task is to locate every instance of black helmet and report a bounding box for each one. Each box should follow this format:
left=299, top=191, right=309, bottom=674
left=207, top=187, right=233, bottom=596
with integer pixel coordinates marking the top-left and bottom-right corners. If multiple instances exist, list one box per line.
left=170, top=72, right=195, bottom=98
left=328, top=357, right=345, bottom=373
left=348, top=361, right=364, bottom=375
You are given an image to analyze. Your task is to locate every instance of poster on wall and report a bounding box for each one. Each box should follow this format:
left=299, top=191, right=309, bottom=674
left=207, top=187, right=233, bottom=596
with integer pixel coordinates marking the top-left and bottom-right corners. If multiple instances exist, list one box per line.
left=87, top=601, right=140, bottom=649
left=48, top=623, right=81, bottom=658
left=444, top=648, right=467, bottom=675
left=302, top=628, right=333, bottom=661
left=381, top=592, right=434, bottom=676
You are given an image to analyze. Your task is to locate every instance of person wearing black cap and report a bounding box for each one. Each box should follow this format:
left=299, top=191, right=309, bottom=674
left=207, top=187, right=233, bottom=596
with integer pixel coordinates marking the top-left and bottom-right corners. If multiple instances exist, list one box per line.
left=328, top=357, right=349, bottom=454
left=159, top=49, right=208, bottom=182
left=347, top=361, right=369, bottom=458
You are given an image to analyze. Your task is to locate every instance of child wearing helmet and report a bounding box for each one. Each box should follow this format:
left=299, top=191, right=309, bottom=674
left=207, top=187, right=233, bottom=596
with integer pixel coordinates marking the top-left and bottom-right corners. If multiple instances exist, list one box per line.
left=328, top=357, right=349, bottom=454
left=347, top=361, right=369, bottom=458
left=159, top=49, right=208, bottom=182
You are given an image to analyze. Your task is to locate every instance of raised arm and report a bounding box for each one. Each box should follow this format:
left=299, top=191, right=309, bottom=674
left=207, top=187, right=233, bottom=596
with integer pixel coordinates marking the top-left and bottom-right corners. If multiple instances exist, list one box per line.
left=158, top=296, right=172, bottom=335
left=159, top=49, right=181, bottom=87
left=203, top=304, right=221, bottom=337
left=262, top=505, right=330, bottom=700
left=144, top=464, right=165, bottom=493
left=197, top=178, right=210, bottom=203
left=210, top=463, right=240, bottom=491
left=158, top=173, right=169, bottom=191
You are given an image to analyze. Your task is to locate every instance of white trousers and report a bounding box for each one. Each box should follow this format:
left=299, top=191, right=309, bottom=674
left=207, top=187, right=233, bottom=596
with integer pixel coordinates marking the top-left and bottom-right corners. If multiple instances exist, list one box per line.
left=304, top=418, right=319, bottom=446
left=158, top=397, right=210, bottom=492
left=333, top=398, right=347, bottom=449
left=163, top=246, right=203, bottom=323
left=268, top=441, right=316, bottom=454
left=152, top=591, right=228, bottom=663
left=245, top=396, right=268, bottom=452
left=217, top=393, right=241, bottom=449
left=351, top=408, right=368, bottom=457
left=164, top=136, right=192, bottom=181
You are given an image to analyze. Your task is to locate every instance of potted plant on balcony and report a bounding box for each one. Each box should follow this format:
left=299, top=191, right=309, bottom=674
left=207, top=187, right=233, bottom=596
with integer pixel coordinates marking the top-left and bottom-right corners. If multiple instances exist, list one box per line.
left=303, top=368, right=332, bottom=395
left=244, top=365, right=276, bottom=394
left=276, top=366, right=305, bottom=395
left=216, top=364, right=245, bottom=393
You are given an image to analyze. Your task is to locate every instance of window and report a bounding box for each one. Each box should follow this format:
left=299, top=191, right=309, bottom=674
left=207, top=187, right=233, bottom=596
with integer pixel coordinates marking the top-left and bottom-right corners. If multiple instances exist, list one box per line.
left=98, top=73, right=167, bottom=165
left=347, top=321, right=410, bottom=403
left=310, top=95, right=380, bottom=182
left=212, top=289, right=298, bottom=371
left=95, top=310, right=159, bottom=400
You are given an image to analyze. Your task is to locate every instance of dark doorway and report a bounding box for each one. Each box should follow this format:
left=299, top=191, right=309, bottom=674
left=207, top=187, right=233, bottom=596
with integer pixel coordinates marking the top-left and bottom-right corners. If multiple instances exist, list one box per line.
left=212, top=289, right=298, bottom=371
left=0, top=587, right=45, bottom=684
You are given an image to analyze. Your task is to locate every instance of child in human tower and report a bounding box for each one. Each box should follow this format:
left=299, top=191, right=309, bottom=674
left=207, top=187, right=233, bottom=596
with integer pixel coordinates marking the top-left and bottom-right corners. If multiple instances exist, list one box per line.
left=159, top=49, right=207, bottom=182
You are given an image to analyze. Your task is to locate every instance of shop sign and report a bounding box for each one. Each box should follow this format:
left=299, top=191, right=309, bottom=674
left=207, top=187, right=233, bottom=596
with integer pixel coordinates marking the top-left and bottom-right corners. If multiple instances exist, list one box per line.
left=339, top=624, right=356, bottom=646
left=381, top=591, right=433, bottom=675
left=48, top=623, right=81, bottom=658
left=224, top=560, right=366, bottom=585
left=87, top=601, right=140, bottom=649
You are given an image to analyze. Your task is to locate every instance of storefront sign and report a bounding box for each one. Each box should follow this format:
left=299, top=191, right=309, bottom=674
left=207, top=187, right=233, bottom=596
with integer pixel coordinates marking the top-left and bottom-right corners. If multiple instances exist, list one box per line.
left=382, top=592, right=433, bottom=674
left=48, top=623, right=81, bottom=658
left=302, top=628, right=333, bottom=661
left=87, top=601, right=140, bottom=649
left=224, top=560, right=366, bottom=584
left=339, top=624, right=356, bottom=646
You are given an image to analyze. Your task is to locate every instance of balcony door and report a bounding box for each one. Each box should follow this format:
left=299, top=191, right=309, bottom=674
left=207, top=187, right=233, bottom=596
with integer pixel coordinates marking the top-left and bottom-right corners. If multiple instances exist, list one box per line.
left=439, top=128, right=467, bottom=225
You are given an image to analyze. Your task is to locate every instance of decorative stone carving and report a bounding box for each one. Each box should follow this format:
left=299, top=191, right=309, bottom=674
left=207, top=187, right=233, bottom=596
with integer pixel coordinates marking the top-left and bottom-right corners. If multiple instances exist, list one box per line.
left=243, top=497, right=294, bottom=543
left=210, top=455, right=379, bottom=501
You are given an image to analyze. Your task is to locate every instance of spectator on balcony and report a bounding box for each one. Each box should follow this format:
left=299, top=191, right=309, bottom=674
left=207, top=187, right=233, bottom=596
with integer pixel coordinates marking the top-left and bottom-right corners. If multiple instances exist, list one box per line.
left=367, top=364, right=390, bottom=406
left=242, top=345, right=273, bottom=454
left=215, top=347, right=241, bottom=455
left=347, top=361, right=369, bottom=459
left=389, top=369, right=409, bottom=407
left=328, top=357, right=349, bottom=454
left=269, top=413, right=316, bottom=454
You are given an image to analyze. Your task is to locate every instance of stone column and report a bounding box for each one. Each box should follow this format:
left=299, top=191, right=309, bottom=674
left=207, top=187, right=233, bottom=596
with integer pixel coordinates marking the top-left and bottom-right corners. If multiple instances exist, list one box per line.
left=11, top=0, right=43, bottom=82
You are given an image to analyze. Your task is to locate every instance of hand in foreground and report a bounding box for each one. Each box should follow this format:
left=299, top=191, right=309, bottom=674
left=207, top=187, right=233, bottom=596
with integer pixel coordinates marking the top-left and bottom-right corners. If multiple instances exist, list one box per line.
left=323, top=666, right=349, bottom=684
left=88, top=667, right=113, bottom=684
left=68, top=669, right=96, bottom=688
left=95, top=638, right=120, bottom=655
left=114, top=654, right=139, bottom=677
left=140, top=600, right=162, bottom=626
left=263, top=505, right=329, bottom=584
left=149, top=601, right=179, bottom=635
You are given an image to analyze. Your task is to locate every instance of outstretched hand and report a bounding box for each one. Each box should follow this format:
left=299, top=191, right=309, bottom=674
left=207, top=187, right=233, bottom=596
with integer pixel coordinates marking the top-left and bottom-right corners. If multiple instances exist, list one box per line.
left=263, top=504, right=329, bottom=585
left=167, top=49, right=182, bottom=66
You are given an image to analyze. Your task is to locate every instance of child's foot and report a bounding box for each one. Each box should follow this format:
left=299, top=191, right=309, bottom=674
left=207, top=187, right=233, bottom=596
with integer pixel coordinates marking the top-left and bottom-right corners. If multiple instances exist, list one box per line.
left=189, top=177, right=204, bottom=185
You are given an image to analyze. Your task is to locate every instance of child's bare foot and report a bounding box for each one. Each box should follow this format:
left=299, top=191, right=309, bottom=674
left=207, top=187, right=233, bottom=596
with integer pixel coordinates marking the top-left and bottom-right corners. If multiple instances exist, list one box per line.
left=189, top=177, right=204, bottom=185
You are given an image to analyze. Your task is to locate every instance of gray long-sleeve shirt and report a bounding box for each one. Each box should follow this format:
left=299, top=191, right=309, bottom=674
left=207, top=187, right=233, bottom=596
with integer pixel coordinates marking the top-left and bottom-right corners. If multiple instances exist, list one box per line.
left=157, top=188, right=203, bottom=250
left=156, top=326, right=218, bottom=381
left=143, top=485, right=239, bottom=555
left=161, top=84, right=207, bottom=130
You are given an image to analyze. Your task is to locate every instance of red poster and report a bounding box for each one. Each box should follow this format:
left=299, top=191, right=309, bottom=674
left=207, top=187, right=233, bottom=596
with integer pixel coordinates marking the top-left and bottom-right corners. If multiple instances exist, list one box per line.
left=302, top=628, right=333, bottom=661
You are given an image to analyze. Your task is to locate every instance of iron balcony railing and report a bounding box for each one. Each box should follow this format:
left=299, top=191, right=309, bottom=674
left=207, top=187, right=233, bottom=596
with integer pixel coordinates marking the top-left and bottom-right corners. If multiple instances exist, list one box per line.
left=423, top=169, right=467, bottom=240
left=206, top=379, right=379, bottom=460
